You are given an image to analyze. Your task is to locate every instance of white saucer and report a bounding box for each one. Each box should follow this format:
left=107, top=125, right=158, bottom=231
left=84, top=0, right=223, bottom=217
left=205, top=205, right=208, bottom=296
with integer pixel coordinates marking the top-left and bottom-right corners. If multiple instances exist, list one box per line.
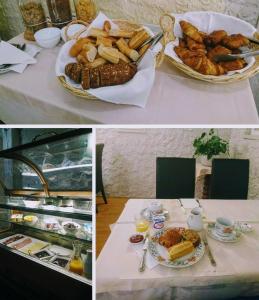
left=207, top=224, right=241, bottom=243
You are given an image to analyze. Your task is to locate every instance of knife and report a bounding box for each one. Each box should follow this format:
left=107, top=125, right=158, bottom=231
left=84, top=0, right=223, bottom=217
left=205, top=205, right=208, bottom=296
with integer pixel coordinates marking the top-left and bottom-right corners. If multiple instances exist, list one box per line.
left=201, top=230, right=216, bottom=267
left=139, top=233, right=149, bottom=272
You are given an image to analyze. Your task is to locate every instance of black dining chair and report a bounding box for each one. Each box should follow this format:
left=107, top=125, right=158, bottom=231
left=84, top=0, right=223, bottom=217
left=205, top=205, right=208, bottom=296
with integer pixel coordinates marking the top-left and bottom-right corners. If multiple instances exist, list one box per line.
left=156, top=157, right=196, bottom=199
left=96, top=143, right=107, bottom=204
left=209, top=159, right=249, bottom=200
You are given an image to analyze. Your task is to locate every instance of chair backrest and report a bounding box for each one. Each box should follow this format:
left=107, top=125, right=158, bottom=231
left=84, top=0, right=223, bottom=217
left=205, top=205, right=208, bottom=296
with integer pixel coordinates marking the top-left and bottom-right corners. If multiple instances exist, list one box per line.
left=156, top=157, right=196, bottom=199
left=96, top=143, right=104, bottom=193
left=209, top=159, right=249, bottom=200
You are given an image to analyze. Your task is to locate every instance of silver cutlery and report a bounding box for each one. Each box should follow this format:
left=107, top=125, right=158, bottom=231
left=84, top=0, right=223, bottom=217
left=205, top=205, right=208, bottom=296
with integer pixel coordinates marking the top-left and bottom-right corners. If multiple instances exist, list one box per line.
left=247, top=36, right=259, bottom=45
left=201, top=229, right=216, bottom=267
left=196, top=199, right=202, bottom=209
left=136, top=32, right=164, bottom=65
left=139, top=233, right=149, bottom=272
left=178, top=199, right=186, bottom=214
left=214, top=50, right=259, bottom=62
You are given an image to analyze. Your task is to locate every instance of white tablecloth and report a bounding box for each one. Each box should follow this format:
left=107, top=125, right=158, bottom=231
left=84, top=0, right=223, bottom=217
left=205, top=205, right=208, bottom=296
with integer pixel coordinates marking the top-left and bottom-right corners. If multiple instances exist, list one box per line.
left=96, top=199, right=259, bottom=300
left=0, top=35, right=258, bottom=124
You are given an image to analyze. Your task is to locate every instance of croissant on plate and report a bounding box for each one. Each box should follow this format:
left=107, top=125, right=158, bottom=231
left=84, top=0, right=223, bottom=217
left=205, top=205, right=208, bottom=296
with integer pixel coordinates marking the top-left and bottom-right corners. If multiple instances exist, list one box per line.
left=158, top=229, right=182, bottom=249
left=179, top=21, right=204, bottom=43
left=65, top=62, right=137, bottom=89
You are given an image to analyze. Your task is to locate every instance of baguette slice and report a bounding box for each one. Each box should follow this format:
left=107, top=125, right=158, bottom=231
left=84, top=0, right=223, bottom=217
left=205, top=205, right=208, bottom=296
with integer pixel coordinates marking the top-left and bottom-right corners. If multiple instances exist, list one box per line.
left=168, top=241, right=194, bottom=261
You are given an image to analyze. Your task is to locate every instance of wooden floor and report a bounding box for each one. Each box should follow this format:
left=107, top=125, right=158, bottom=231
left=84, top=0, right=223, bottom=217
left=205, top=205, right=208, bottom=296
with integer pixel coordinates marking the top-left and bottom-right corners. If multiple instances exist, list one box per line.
left=96, top=197, right=128, bottom=257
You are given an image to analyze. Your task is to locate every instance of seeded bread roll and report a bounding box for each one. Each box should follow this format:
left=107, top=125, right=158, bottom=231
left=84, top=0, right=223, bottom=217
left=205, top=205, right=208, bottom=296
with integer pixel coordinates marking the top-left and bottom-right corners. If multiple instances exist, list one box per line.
left=70, top=63, right=83, bottom=83
left=81, top=68, right=91, bottom=90
left=98, top=63, right=137, bottom=87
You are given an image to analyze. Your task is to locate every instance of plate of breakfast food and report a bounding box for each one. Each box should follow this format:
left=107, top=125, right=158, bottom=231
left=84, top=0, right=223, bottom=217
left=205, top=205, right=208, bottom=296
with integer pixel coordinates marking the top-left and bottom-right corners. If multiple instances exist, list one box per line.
left=56, top=12, right=161, bottom=107
left=165, top=11, right=259, bottom=83
left=148, top=227, right=205, bottom=268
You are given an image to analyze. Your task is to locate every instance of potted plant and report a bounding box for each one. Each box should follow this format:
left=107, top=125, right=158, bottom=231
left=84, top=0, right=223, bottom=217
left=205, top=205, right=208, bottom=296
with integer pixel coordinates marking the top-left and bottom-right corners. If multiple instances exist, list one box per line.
left=193, top=129, right=229, bottom=166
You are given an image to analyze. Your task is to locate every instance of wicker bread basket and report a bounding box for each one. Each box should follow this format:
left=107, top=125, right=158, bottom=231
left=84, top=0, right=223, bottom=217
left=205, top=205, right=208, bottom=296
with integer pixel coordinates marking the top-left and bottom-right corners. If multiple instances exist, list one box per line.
left=58, top=19, right=165, bottom=100
left=166, top=16, right=259, bottom=84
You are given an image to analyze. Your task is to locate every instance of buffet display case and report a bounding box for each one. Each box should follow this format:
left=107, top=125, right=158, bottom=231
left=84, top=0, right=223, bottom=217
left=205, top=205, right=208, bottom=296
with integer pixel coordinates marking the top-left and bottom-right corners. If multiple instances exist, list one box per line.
left=0, top=129, right=92, bottom=299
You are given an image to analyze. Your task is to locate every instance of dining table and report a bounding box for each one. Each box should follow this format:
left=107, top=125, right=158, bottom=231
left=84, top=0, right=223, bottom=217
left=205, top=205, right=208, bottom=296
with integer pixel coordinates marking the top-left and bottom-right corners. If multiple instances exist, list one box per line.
left=0, top=32, right=258, bottom=124
left=96, top=198, right=259, bottom=300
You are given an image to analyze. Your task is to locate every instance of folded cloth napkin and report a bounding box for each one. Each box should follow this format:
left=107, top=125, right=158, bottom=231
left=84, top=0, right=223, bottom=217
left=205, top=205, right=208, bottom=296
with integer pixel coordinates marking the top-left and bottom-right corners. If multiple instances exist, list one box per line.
left=180, top=199, right=199, bottom=209
left=0, top=41, right=41, bottom=74
left=134, top=244, right=158, bottom=269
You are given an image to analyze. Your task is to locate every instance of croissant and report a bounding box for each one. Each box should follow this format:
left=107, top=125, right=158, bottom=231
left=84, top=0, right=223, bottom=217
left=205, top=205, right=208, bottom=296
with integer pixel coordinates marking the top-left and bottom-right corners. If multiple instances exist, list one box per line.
left=183, top=55, right=226, bottom=76
left=207, top=45, right=232, bottom=62
left=179, top=20, right=203, bottom=43
left=204, top=30, right=228, bottom=47
left=65, top=62, right=137, bottom=90
left=174, top=46, right=205, bottom=61
left=219, top=59, right=247, bottom=72
left=222, top=34, right=249, bottom=49
left=186, top=36, right=206, bottom=52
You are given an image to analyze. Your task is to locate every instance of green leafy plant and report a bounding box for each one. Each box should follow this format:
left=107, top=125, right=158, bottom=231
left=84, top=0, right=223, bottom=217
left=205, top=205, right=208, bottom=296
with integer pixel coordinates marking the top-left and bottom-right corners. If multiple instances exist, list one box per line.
left=193, top=129, right=229, bottom=160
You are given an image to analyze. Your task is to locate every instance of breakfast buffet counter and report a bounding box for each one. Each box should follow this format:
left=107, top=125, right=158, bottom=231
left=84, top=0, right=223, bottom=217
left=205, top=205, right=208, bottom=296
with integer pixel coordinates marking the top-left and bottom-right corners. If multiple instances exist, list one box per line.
left=96, top=199, right=259, bottom=300
left=0, top=34, right=258, bottom=125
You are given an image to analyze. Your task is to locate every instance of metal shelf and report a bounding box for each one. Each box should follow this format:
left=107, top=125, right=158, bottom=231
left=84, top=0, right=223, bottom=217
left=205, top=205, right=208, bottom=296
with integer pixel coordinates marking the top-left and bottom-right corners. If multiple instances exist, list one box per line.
left=0, top=219, right=92, bottom=244
left=0, top=203, right=92, bottom=221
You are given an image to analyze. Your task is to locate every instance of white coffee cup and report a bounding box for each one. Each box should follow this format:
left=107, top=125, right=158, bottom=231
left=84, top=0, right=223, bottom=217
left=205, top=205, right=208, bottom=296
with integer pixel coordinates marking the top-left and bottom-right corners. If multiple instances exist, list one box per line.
left=149, top=201, right=163, bottom=215
left=215, top=217, right=234, bottom=236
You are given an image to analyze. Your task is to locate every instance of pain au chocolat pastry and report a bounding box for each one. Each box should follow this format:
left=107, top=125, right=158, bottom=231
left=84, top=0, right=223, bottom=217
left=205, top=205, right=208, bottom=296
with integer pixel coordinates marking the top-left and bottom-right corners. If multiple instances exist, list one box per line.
left=65, top=62, right=137, bottom=90
left=158, top=228, right=182, bottom=248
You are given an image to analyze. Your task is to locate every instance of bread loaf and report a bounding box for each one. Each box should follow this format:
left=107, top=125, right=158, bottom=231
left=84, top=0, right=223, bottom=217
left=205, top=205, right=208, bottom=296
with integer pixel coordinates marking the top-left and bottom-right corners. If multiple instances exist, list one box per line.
left=168, top=241, right=194, bottom=261
left=65, top=62, right=138, bottom=89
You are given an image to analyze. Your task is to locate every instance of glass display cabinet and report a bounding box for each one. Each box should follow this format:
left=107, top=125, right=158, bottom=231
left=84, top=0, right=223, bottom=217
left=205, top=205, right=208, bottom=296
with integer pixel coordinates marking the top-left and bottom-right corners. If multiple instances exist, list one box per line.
left=0, top=129, right=92, bottom=299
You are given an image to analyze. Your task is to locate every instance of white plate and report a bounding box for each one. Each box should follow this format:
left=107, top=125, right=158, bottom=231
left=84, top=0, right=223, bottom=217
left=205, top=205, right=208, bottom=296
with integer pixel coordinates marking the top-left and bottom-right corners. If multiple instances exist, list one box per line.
left=148, top=227, right=205, bottom=268
left=165, top=11, right=257, bottom=77
left=207, top=224, right=241, bottom=243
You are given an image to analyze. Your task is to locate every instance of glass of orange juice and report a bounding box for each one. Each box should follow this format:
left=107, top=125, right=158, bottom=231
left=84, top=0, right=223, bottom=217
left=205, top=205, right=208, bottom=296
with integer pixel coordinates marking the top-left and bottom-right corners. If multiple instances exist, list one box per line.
left=135, top=214, right=149, bottom=233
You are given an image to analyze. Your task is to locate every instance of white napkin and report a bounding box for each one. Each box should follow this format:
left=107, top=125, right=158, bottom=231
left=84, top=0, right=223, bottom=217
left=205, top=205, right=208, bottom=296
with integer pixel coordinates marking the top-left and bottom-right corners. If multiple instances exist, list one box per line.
left=134, top=244, right=158, bottom=269
left=165, top=11, right=257, bottom=76
left=180, top=199, right=199, bottom=209
left=55, top=12, right=156, bottom=108
left=0, top=41, right=41, bottom=74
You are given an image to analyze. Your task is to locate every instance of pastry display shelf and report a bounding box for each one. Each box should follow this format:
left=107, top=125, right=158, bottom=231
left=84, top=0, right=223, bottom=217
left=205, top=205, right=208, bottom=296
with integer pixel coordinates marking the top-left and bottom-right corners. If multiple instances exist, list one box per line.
left=0, top=229, right=92, bottom=286
left=0, top=202, right=92, bottom=221
left=0, top=219, right=92, bottom=244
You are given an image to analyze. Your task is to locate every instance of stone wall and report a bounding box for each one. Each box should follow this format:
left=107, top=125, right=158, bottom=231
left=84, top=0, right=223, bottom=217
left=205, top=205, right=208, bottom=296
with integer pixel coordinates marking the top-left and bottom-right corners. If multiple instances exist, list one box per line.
left=97, top=128, right=259, bottom=199
left=1, top=0, right=259, bottom=40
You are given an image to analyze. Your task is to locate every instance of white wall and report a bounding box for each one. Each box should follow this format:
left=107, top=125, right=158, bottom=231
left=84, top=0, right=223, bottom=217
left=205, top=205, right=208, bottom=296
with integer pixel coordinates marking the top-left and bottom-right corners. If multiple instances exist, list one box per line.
left=97, top=128, right=234, bottom=198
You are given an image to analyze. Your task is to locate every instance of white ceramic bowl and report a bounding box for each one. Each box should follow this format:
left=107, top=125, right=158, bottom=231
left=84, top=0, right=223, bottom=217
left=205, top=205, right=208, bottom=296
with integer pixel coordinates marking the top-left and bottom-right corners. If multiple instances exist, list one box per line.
left=34, top=28, right=61, bottom=49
